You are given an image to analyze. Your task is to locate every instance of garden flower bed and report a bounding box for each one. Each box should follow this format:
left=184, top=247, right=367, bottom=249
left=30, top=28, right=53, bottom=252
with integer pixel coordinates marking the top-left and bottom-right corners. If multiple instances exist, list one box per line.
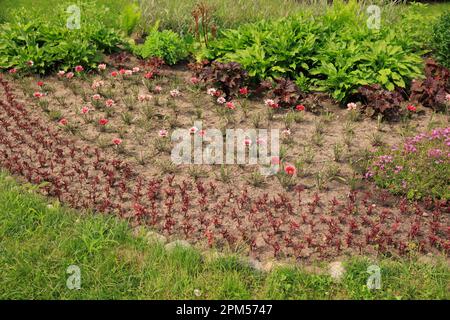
left=1, top=52, right=449, bottom=262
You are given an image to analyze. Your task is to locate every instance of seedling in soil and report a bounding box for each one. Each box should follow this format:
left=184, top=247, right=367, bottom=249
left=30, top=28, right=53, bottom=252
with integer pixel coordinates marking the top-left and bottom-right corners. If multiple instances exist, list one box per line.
left=247, top=170, right=266, bottom=187
left=215, top=165, right=232, bottom=183
left=312, top=131, right=324, bottom=147
left=333, top=143, right=344, bottom=162
left=251, top=113, right=263, bottom=128
left=121, top=112, right=134, bottom=125
left=188, top=166, right=208, bottom=180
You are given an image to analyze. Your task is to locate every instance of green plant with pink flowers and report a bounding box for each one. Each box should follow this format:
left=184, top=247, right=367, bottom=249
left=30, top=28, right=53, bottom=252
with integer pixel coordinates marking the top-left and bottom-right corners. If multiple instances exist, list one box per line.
left=366, top=128, right=450, bottom=200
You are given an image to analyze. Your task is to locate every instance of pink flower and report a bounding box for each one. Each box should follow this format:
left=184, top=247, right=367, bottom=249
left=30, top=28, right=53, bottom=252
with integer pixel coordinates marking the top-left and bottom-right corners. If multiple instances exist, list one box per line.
left=66, top=72, right=74, bottom=79
left=217, top=97, right=226, bottom=104
left=189, top=126, right=199, bottom=134
left=98, top=64, right=107, bottom=71
left=407, top=104, right=417, bottom=112
left=81, top=106, right=90, bottom=114
left=154, top=85, right=162, bottom=93
left=284, top=164, right=296, bottom=176
left=74, top=65, right=84, bottom=72
left=170, top=89, right=181, bottom=97
left=8, top=68, right=17, bottom=74
left=111, top=71, right=118, bottom=77
left=244, top=138, right=252, bottom=146
left=207, top=88, right=217, bottom=96
left=27, top=60, right=34, bottom=66
left=256, top=137, right=266, bottom=145
left=198, top=130, right=206, bottom=137
left=144, top=72, right=154, bottom=79
left=119, top=69, right=126, bottom=75
left=33, top=92, right=44, bottom=98
left=124, top=69, right=133, bottom=76
left=138, top=94, right=153, bottom=102
left=57, top=70, right=66, bottom=77
left=132, top=67, right=140, bottom=73
left=271, top=156, right=280, bottom=165
left=347, top=102, right=357, bottom=110
left=59, top=118, right=68, bottom=126
left=158, top=129, right=168, bottom=138
left=190, top=77, right=200, bottom=85
left=295, top=104, right=305, bottom=111
left=92, top=94, right=102, bottom=100
left=112, top=138, right=122, bottom=145
left=91, top=80, right=104, bottom=90
left=226, top=101, right=236, bottom=110
left=264, top=99, right=279, bottom=109
left=446, top=93, right=450, bottom=102
left=105, top=99, right=115, bottom=107
left=394, top=166, right=403, bottom=174
left=428, top=149, right=442, bottom=158
left=98, top=118, right=109, bottom=126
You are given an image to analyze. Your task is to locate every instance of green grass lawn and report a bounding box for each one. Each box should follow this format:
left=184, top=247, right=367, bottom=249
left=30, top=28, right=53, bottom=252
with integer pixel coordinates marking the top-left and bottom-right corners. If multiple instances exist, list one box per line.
left=0, top=172, right=448, bottom=299
left=0, top=0, right=128, bottom=25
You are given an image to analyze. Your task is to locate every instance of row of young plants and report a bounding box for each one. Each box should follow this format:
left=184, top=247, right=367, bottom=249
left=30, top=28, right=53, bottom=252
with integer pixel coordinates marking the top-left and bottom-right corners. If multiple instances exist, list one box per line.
left=1, top=73, right=449, bottom=260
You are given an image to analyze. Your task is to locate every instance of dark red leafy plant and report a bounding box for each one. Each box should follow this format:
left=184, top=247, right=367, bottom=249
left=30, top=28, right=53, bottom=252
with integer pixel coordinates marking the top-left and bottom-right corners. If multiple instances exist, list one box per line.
left=410, top=58, right=450, bottom=111
left=356, top=84, right=405, bottom=119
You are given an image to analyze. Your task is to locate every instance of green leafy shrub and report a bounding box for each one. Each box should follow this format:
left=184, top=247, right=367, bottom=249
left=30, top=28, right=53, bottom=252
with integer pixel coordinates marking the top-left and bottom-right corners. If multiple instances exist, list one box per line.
left=0, top=4, right=125, bottom=74
left=431, top=11, right=450, bottom=68
left=133, top=25, right=188, bottom=65
left=121, top=2, right=142, bottom=35
left=199, top=0, right=424, bottom=102
left=366, top=128, right=450, bottom=200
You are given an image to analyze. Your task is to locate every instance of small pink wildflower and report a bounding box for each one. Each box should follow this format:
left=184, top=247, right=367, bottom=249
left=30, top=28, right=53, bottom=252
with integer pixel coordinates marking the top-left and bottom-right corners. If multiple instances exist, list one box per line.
left=217, top=97, right=226, bottom=104
left=158, top=129, right=168, bottom=138
left=190, top=126, right=199, bottom=134
left=105, top=99, right=115, bottom=107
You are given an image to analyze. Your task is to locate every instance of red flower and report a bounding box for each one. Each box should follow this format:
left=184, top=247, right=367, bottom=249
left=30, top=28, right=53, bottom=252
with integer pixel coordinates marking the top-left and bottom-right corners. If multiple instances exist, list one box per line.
left=37, top=81, right=44, bottom=87
left=74, top=65, right=84, bottom=72
left=112, top=138, right=122, bottom=145
left=98, top=118, right=109, bottom=126
left=226, top=101, right=236, bottom=110
left=284, top=164, right=296, bottom=176
left=144, top=72, right=153, bottom=79
left=214, top=90, right=222, bottom=97
left=295, top=104, right=305, bottom=111
left=111, top=71, right=118, bottom=77
left=407, top=104, right=417, bottom=112
left=119, top=69, right=126, bottom=75
left=239, top=87, right=249, bottom=95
